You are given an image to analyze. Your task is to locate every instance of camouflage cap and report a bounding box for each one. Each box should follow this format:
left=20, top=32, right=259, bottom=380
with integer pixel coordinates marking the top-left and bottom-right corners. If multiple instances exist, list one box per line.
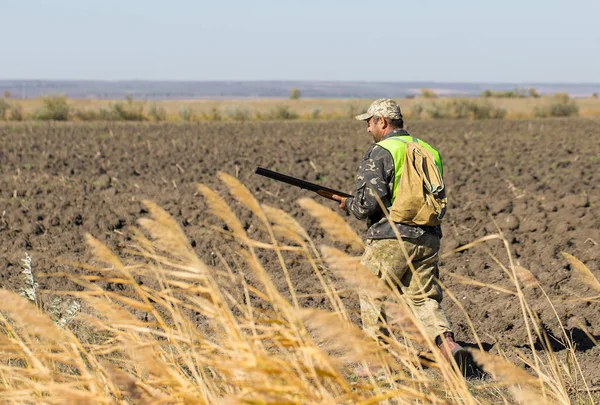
left=355, top=98, right=403, bottom=121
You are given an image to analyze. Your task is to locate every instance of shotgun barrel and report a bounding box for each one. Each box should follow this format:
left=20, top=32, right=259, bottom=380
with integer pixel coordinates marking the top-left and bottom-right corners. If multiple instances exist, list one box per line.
left=255, top=167, right=353, bottom=201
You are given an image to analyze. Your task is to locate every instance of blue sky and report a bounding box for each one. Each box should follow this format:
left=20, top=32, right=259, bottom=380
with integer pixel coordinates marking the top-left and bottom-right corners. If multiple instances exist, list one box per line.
left=1, top=0, right=599, bottom=82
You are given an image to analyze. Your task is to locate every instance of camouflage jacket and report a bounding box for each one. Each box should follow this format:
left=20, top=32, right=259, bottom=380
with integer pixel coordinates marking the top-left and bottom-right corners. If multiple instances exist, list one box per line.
left=345, top=129, right=442, bottom=240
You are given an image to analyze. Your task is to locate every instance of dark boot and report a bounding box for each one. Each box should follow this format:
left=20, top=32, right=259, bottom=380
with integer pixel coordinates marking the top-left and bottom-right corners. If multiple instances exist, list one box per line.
left=436, top=332, right=464, bottom=363
left=436, top=332, right=484, bottom=378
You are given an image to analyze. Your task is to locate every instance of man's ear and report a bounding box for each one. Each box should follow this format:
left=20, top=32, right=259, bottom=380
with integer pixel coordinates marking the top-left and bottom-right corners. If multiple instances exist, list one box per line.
left=380, top=118, right=389, bottom=129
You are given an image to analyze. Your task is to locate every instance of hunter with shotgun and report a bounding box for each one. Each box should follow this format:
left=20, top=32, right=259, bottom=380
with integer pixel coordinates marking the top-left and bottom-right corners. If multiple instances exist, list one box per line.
left=256, top=98, right=478, bottom=377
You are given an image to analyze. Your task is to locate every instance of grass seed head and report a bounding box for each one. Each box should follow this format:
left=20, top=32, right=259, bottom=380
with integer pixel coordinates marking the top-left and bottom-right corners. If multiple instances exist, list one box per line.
left=218, top=171, right=267, bottom=223
left=298, top=198, right=364, bottom=252
left=562, top=251, right=600, bottom=292
left=262, top=204, right=311, bottom=243
left=513, top=265, right=539, bottom=289
left=298, top=308, right=387, bottom=367
left=137, top=200, right=197, bottom=263
left=197, top=183, right=248, bottom=242
left=320, top=246, right=388, bottom=299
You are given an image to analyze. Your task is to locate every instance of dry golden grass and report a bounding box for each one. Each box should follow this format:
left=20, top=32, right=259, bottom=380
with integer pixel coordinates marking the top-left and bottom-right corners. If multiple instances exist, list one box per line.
left=0, top=172, right=598, bottom=404
left=562, top=252, right=600, bottom=294
left=298, top=198, right=364, bottom=252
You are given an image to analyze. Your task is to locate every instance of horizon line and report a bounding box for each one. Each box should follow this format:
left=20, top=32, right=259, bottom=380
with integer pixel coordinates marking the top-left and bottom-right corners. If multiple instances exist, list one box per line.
left=1, top=79, right=600, bottom=85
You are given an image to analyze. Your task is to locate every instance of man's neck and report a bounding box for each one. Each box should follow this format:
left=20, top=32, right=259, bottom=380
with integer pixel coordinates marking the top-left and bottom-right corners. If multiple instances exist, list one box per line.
left=381, top=128, right=409, bottom=140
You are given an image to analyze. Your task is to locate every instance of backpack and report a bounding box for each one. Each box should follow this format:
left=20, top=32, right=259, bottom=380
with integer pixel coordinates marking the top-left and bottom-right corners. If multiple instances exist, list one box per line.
left=388, top=139, right=447, bottom=226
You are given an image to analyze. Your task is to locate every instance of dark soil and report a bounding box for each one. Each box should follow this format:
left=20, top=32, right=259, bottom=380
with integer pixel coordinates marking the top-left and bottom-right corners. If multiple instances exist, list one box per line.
left=1, top=119, right=599, bottom=387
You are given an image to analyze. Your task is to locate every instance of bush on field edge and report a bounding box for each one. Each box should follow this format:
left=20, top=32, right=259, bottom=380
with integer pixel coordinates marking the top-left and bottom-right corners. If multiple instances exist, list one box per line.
left=32, top=95, right=70, bottom=121
left=0, top=98, right=9, bottom=120
left=264, top=106, right=299, bottom=120
left=148, top=103, right=167, bottom=121
left=0, top=98, right=23, bottom=121
left=74, top=100, right=146, bottom=121
left=411, top=99, right=507, bottom=120
left=179, top=105, right=194, bottom=121
left=534, top=93, right=579, bottom=117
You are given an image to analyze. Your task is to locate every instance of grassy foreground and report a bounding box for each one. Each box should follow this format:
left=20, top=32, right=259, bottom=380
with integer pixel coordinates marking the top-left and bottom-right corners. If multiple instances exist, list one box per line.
left=1, top=173, right=598, bottom=404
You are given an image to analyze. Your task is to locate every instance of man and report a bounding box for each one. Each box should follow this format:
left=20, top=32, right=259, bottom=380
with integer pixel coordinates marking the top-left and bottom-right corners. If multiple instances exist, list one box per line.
left=331, top=98, right=467, bottom=369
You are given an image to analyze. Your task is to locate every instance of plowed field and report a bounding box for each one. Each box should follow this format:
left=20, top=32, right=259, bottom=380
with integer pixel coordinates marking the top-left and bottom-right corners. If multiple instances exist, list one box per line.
left=1, top=119, right=599, bottom=386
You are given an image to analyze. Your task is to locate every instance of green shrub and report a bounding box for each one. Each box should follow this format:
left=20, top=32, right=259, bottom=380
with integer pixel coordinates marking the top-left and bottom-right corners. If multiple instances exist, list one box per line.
left=98, top=108, right=115, bottom=120
left=83, top=102, right=145, bottom=121
left=148, top=103, right=167, bottom=121
left=427, top=103, right=445, bottom=119
left=420, top=88, right=437, bottom=98
left=224, top=105, right=250, bottom=121
left=0, top=99, right=9, bottom=120
left=33, top=95, right=70, bottom=121
left=310, top=107, right=321, bottom=119
left=203, top=107, right=222, bottom=121
left=109, top=101, right=145, bottom=121
left=528, top=88, right=541, bottom=98
left=179, top=105, right=194, bottom=121
left=428, top=99, right=506, bottom=119
left=289, top=88, right=301, bottom=100
left=409, top=103, right=424, bottom=119
left=9, top=103, right=24, bottom=121
left=267, top=106, right=298, bottom=120
left=479, top=88, right=527, bottom=98
left=534, top=93, right=579, bottom=117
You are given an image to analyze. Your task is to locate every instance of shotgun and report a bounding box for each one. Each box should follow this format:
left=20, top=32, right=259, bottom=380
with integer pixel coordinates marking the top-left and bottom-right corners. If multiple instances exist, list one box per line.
left=255, top=167, right=353, bottom=201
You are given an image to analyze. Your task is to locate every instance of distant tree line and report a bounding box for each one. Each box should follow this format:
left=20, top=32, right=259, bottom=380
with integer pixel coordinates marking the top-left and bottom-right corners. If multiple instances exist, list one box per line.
left=480, top=88, right=541, bottom=98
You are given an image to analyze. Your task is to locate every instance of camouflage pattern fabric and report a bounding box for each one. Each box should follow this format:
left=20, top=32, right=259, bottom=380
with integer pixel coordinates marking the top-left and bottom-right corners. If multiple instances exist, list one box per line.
left=359, top=235, right=452, bottom=341
left=355, top=98, right=404, bottom=121
left=344, top=129, right=441, bottom=239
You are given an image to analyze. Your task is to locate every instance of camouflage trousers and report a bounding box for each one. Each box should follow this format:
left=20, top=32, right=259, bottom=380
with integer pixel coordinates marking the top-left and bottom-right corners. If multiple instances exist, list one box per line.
left=359, top=233, right=452, bottom=341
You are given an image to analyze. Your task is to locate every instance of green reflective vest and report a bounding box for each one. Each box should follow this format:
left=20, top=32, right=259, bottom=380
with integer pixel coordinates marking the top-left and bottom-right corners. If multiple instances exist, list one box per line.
left=376, top=135, right=443, bottom=203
